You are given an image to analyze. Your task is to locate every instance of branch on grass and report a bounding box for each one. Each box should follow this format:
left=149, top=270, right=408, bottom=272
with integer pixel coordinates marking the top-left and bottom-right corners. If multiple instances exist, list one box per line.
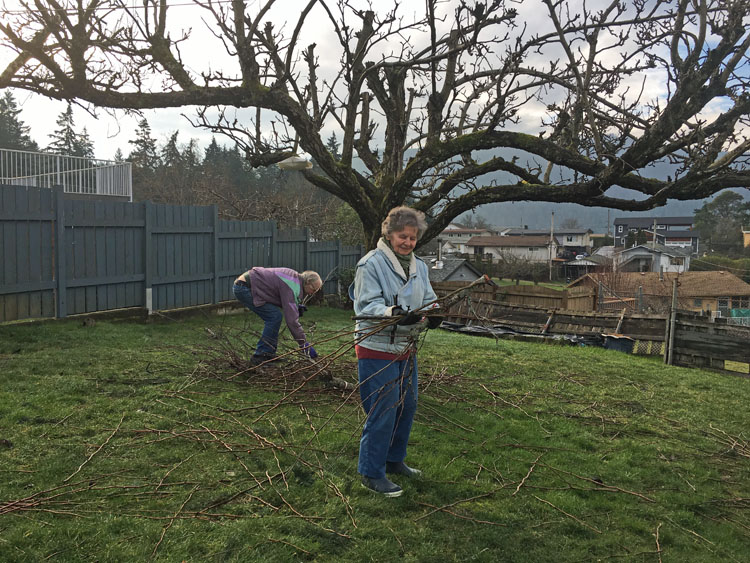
left=512, top=453, right=544, bottom=496
left=533, top=494, right=602, bottom=534
left=63, top=413, right=125, bottom=483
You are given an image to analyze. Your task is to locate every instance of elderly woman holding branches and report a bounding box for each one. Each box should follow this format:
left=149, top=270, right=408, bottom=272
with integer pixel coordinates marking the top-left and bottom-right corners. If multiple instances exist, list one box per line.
left=352, top=206, right=443, bottom=497
left=233, top=267, right=323, bottom=365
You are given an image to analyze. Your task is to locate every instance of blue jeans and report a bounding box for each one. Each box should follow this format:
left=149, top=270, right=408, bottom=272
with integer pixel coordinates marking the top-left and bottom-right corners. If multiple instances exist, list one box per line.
left=357, top=355, right=418, bottom=479
left=233, top=283, right=283, bottom=356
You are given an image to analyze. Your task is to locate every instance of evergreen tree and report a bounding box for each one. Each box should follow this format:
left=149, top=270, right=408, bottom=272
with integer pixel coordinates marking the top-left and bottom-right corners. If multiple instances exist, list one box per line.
left=694, top=191, right=750, bottom=255
left=324, top=133, right=340, bottom=160
left=113, top=148, right=124, bottom=162
left=47, top=104, right=79, bottom=155
left=0, top=91, right=38, bottom=150
left=74, top=127, right=95, bottom=159
left=128, top=118, right=160, bottom=170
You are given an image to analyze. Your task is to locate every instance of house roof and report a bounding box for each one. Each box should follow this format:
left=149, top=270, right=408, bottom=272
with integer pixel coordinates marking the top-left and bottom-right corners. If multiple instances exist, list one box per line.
left=466, top=235, right=558, bottom=247
left=567, top=271, right=750, bottom=297
left=618, top=243, right=692, bottom=257
left=564, top=254, right=611, bottom=266
left=427, top=258, right=484, bottom=282
left=440, top=228, right=494, bottom=235
left=503, top=228, right=592, bottom=236
left=613, top=216, right=694, bottom=227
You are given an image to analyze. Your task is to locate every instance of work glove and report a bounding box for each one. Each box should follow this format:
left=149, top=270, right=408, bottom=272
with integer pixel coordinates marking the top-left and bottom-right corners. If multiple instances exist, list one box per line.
left=392, top=306, right=421, bottom=326
left=426, top=315, right=444, bottom=329
left=297, top=304, right=308, bottom=317
left=302, top=342, right=318, bottom=359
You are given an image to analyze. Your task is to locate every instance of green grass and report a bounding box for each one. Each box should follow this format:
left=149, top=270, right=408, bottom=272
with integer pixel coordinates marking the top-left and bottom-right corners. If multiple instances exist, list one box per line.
left=493, top=278, right=567, bottom=290
left=1, top=308, right=748, bottom=562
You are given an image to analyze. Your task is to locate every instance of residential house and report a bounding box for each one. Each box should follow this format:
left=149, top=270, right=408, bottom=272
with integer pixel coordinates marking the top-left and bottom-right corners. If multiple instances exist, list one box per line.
left=504, top=227, right=593, bottom=256
left=562, top=253, right=611, bottom=282
left=466, top=235, right=559, bottom=263
left=613, top=216, right=699, bottom=253
left=438, top=223, right=497, bottom=255
left=426, top=258, right=485, bottom=284
left=616, top=244, right=692, bottom=273
left=567, top=271, right=750, bottom=316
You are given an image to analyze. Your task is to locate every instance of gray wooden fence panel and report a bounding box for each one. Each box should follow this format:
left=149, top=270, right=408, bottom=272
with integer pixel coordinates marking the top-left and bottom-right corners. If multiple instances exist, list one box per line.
left=217, top=219, right=274, bottom=302
left=0, top=185, right=56, bottom=321
left=61, top=198, right=146, bottom=315
left=1, top=185, right=362, bottom=321
left=341, top=245, right=364, bottom=269
left=309, top=240, right=339, bottom=294
left=150, top=203, right=215, bottom=311
left=276, top=228, right=308, bottom=273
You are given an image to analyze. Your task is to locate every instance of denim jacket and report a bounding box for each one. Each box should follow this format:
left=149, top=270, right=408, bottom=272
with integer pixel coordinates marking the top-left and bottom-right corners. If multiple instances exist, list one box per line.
left=352, top=238, right=438, bottom=354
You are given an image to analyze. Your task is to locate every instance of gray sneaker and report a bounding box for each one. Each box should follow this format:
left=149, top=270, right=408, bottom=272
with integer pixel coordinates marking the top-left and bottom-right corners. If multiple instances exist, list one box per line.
left=386, top=461, right=422, bottom=478
left=361, top=475, right=403, bottom=497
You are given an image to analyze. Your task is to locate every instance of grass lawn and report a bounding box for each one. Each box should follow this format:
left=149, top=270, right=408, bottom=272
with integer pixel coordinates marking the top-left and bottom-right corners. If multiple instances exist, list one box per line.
left=492, top=278, right=567, bottom=290
left=1, top=307, right=748, bottom=562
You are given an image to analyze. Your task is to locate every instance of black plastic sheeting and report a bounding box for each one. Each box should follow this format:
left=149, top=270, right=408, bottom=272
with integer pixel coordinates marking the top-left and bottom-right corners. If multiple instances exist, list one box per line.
left=439, top=321, right=606, bottom=348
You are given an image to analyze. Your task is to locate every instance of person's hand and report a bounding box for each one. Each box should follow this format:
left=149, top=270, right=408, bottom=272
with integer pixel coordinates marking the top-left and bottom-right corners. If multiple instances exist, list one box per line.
left=297, top=304, right=308, bottom=317
left=302, top=342, right=318, bottom=359
left=426, top=315, right=443, bottom=329
left=392, top=306, right=421, bottom=325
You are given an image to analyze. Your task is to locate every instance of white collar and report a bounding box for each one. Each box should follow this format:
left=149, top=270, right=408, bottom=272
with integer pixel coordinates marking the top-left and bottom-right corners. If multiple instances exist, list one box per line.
left=377, top=237, right=416, bottom=279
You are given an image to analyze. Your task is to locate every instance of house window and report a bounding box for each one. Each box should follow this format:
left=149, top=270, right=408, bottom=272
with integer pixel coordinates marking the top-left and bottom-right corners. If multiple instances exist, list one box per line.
left=718, top=298, right=730, bottom=315
left=617, top=225, right=623, bottom=233
left=731, top=297, right=749, bottom=309
left=474, top=247, right=483, bottom=255
left=670, top=257, right=684, bottom=265
left=657, top=224, right=666, bottom=229
left=693, top=299, right=702, bottom=307
left=566, top=236, right=574, bottom=242
left=528, top=247, right=535, bottom=252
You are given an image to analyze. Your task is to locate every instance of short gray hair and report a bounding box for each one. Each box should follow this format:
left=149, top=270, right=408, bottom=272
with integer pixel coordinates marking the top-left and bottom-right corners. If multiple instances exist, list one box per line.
left=300, top=270, right=322, bottom=287
left=381, top=206, right=427, bottom=239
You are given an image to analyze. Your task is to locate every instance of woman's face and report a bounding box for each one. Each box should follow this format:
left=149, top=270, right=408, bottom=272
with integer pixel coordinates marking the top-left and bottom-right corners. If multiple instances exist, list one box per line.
left=387, top=225, right=418, bottom=256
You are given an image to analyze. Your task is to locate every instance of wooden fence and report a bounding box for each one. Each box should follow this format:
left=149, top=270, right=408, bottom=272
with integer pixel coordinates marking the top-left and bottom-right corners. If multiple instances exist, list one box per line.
left=669, top=313, right=750, bottom=376
left=0, top=184, right=363, bottom=322
left=432, top=281, right=596, bottom=311
left=434, top=283, right=750, bottom=377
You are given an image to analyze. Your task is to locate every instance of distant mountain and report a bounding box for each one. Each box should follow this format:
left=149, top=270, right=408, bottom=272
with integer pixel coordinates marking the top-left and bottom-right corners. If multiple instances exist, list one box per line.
left=473, top=196, right=716, bottom=234
left=451, top=154, right=750, bottom=232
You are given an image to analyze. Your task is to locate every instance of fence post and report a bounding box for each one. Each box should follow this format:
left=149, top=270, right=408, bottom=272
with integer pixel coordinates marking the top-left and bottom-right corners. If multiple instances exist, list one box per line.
left=303, top=227, right=310, bottom=270
left=212, top=205, right=220, bottom=304
left=143, top=201, right=153, bottom=314
left=336, top=238, right=343, bottom=295
left=53, top=185, right=67, bottom=318
left=637, top=286, right=643, bottom=313
left=270, top=221, right=278, bottom=267
left=597, top=281, right=603, bottom=311
left=665, top=278, right=678, bottom=365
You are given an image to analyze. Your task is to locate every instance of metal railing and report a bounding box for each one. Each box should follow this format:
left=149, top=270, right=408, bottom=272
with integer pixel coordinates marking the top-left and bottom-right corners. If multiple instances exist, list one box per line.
left=0, top=148, right=132, bottom=200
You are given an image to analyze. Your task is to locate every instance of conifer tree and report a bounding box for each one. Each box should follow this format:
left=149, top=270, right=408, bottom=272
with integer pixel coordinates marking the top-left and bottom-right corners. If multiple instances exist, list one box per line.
left=0, top=91, right=38, bottom=150
left=47, top=104, right=79, bottom=155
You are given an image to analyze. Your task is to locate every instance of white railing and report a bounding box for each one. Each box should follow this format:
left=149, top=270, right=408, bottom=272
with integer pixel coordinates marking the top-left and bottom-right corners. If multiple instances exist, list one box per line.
left=0, top=148, right=132, bottom=200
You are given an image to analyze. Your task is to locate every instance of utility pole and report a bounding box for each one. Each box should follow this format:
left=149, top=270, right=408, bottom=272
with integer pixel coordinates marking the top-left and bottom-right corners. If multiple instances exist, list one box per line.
left=607, top=209, right=611, bottom=237
left=549, top=211, right=555, bottom=281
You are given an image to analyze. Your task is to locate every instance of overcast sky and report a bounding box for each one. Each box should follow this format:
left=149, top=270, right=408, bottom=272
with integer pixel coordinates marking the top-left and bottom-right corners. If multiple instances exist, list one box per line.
left=2, top=0, right=573, bottom=160
left=3, top=0, right=456, bottom=159
left=1, top=0, right=728, bottom=162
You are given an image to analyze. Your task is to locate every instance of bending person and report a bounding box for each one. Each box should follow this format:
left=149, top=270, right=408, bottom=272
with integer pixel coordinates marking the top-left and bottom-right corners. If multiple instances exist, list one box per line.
left=233, top=267, right=322, bottom=364
left=352, top=206, right=443, bottom=498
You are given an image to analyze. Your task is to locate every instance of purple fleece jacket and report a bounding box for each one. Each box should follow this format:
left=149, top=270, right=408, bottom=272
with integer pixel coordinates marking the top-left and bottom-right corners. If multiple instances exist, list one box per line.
left=247, top=267, right=307, bottom=346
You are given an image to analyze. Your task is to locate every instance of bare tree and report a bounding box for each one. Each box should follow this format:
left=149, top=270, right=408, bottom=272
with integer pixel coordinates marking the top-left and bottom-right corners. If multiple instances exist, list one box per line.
left=559, top=217, right=582, bottom=229
left=2, top=0, right=749, bottom=248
